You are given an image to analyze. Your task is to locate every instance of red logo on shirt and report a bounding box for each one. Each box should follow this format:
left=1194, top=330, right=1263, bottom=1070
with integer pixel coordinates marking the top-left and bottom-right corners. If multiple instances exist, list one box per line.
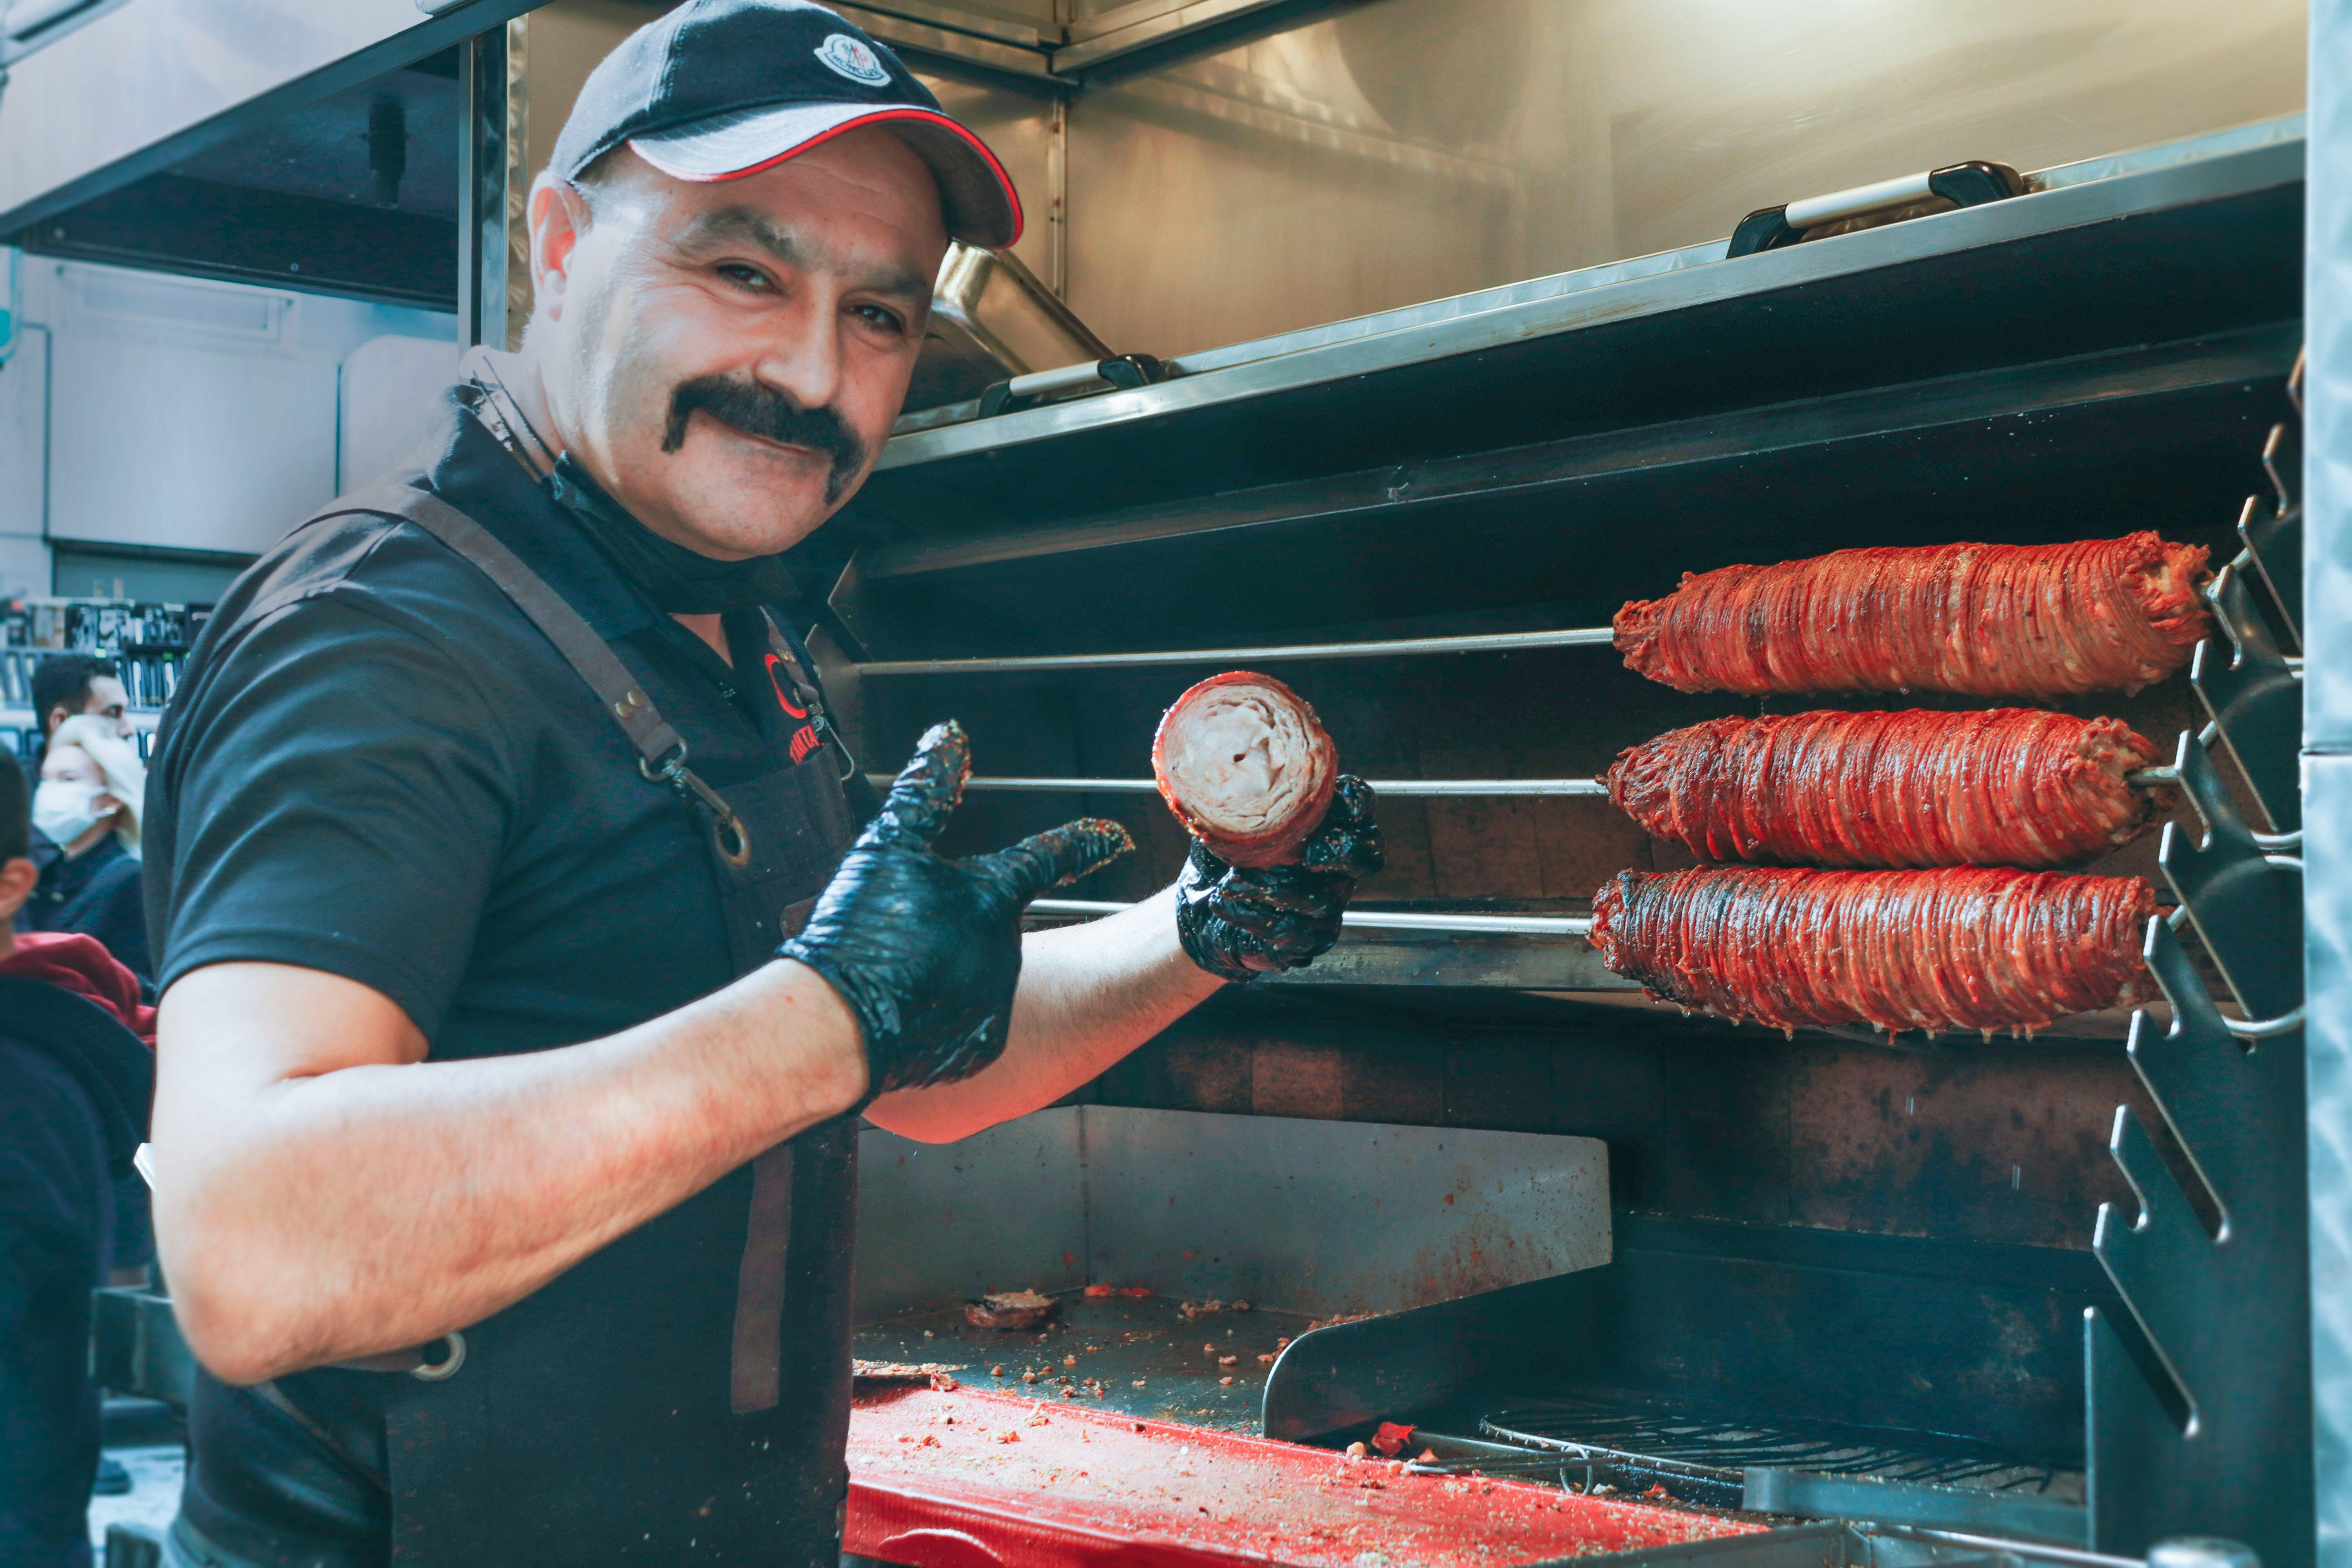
left=764, top=653, right=810, bottom=718
left=765, top=652, right=823, bottom=762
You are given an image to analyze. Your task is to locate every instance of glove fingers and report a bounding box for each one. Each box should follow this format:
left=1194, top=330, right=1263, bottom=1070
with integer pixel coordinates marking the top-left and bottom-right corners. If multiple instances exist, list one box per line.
left=862, top=720, right=971, bottom=850
left=1325, top=775, right=1377, bottom=827
left=1185, top=837, right=1232, bottom=877
left=1301, top=775, right=1385, bottom=878
left=979, top=817, right=1136, bottom=903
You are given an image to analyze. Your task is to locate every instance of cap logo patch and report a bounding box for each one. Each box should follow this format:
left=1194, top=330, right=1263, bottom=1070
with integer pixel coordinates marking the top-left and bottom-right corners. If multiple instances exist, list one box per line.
left=815, top=33, right=891, bottom=86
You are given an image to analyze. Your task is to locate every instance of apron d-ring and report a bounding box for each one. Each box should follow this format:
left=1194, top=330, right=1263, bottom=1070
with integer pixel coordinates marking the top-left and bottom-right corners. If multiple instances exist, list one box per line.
left=642, top=745, right=754, bottom=869
left=410, top=1331, right=466, bottom=1382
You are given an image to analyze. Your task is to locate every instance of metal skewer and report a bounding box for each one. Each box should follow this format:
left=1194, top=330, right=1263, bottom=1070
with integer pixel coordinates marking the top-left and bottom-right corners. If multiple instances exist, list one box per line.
left=898, top=768, right=2184, bottom=797
left=874, top=775, right=1611, bottom=797
left=855, top=626, right=1617, bottom=677
left=1027, top=897, right=1595, bottom=939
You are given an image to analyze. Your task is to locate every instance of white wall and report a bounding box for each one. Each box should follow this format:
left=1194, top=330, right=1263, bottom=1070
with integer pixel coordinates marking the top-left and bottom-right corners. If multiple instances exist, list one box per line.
left=0, top=250, right=454, bottom=595
left=0, top=301, right=46, bottom=602
left=339, top=333, right=462, bottom=493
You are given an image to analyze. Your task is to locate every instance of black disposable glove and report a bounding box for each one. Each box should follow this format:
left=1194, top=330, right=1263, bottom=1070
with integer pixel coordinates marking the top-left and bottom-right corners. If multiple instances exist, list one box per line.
left=1175, top=776, right=1385, bottom=982
left=781, top=720, right=1134, bottom=1097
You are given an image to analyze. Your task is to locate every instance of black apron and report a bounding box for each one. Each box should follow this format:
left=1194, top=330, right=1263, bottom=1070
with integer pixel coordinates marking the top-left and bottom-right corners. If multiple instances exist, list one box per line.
left=285, top=482, right=863, bottom=1566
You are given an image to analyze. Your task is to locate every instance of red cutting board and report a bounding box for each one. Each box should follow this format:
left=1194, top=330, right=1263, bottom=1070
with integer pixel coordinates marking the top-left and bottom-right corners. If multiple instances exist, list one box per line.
left=848, top=1383, right=1762, bottom=1568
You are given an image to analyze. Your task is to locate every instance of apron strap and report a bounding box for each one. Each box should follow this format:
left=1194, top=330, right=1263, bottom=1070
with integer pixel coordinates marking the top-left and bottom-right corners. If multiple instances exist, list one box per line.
left=304, top=481, right=752, bottom=869
left=729, top=1143, right=796, bottom=1414
left=760, top=612, right=882, bottom=824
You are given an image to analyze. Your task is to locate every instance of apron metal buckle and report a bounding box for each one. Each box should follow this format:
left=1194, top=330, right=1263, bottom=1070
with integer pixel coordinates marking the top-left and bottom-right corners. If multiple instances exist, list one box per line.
left=642, top=745, right=755, bottom=869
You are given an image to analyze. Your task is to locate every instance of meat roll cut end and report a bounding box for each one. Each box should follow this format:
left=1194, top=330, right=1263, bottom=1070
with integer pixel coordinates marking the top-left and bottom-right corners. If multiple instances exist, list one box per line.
left=1590, top=866, right=2158, bottom=1036
left=1152, top=671, right=1339, bottom=868
left=1612, top=532, right=2212, bottom=698
left=1604, top=708, right=2161, bottom=869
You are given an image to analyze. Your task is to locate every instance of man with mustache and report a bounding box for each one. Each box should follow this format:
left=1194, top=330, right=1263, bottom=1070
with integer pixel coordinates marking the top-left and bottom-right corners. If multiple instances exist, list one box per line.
left=137, top=4, right=1381, bottom=1565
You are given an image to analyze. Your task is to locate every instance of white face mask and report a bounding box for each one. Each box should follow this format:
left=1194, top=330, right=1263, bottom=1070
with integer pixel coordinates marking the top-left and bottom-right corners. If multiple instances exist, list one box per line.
left=32, top=780, right=109, bottom=848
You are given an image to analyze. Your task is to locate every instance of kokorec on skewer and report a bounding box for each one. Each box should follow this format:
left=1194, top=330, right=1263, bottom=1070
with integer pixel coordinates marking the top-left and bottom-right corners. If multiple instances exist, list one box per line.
left=1590, top=866, right=2158, bottom=1037
left=1153, top=671, right=1339, bottom=868
left=1605, top=708, right=2163, bottom=870
left=1154, top=672, right=1384, bottom=982
left=1613, top=532, right=2210, bottom=698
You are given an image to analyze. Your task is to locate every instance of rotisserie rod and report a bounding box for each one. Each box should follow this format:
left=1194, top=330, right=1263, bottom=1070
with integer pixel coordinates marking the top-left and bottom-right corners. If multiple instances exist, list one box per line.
left=1590, top=866, right=2158, bottom=1036
left=858, top=534, right=2219, bottom=698
left=936, top=709, right=2177, bottom=871
left=1605, top=709, right=2164, bottom=869
left=1613, top=532, right=2210, bottom=698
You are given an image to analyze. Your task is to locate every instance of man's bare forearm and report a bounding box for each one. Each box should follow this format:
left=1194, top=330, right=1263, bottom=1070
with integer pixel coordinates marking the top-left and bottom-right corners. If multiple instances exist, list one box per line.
left=153, top=959, right=864, bottom=1385
left=864, top=887, right=1222, bottom=1143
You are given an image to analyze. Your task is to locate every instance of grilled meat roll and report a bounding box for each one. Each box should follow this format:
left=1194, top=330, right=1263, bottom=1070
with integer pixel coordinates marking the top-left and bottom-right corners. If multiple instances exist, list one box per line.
left=1153, top=671, right=1338, bottom=867
left=1613, top=533, right=2210, bottom=698
left=1605, top=709, right=2162, bottom=869
left=1590, top=866, right=2157, bottom=1035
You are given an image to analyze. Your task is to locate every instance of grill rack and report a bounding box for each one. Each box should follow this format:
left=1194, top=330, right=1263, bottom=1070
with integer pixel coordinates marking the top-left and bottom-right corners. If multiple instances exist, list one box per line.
left=1474, top=1395, right=2059, bottom=1494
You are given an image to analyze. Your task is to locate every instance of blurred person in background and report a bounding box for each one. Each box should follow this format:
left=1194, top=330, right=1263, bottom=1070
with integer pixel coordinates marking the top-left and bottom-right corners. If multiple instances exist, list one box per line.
left=0, top=746, right=157, bottom=1568
left=26, top=655, right=132, bottom=777
left=28, top=710, right=158, bottom=1499
left=27, top=713, right=149, bottom=983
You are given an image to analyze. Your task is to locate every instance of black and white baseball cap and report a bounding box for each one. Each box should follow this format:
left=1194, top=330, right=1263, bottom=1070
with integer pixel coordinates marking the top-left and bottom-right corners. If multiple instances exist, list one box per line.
left=550, top=0, right=1022, bottom=249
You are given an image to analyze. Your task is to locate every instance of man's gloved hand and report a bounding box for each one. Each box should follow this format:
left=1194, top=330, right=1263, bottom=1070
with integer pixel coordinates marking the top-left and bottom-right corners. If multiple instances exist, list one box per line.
left=781, top=720, right=1134, bottom=1097
left=1176, top=776, right=1384, bottom=982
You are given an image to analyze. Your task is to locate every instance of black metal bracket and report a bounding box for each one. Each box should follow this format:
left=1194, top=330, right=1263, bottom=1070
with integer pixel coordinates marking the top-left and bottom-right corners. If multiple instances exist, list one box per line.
left=2089, top=917, right=2310, bottom=1564
left=1726, top=205, right=1799, bottom=258
left=2190, top=563, right=2303, bottom=836
left=2242, top=420, right=2303, bottom=648
left=2087, top=357, right=2311, bottom=1566
left=2159, top=728, right=2303, bottom=1021
left=1927, top=160, right=2029, bottom=208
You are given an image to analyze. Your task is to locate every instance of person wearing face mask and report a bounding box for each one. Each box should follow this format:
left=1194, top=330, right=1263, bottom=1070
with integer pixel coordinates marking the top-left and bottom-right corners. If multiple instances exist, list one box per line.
left=0, top=748, right=156, bottom=1568
left=27, top=714, right=149, bottom=984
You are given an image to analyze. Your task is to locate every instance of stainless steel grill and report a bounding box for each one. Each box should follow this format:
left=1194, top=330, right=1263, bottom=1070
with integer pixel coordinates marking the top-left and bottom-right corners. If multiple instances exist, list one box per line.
left=1475, top=1394, right=2059, bottom=1494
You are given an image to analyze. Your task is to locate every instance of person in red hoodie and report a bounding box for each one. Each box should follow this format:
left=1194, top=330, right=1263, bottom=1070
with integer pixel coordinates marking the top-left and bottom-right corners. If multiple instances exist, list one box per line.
left=0, top=758, right=154, bottom=1568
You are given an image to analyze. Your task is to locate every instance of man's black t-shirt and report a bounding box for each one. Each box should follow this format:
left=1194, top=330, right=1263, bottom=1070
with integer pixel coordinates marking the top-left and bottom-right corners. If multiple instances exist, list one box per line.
left=147, top=390, right=833, bottom=1052
left=142, top=390, right=851, bottom=1564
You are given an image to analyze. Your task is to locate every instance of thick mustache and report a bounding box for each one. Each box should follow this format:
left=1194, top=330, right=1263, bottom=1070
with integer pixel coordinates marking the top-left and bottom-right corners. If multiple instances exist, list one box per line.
left=662, top=375, right=867, bottom=503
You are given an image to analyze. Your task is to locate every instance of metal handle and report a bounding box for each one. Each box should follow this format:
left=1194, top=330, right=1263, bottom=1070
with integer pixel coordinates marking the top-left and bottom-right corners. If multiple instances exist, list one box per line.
left=1784, top=170, right=1947, bottom=229
left=1728, top=160, right=2025, bottom=257
left=1005, top=361, right=1113, bottom=400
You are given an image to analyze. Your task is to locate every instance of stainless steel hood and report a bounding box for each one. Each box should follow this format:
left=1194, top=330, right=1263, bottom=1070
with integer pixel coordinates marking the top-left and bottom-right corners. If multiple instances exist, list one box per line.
left=0, top=0, right=537, bottom=239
